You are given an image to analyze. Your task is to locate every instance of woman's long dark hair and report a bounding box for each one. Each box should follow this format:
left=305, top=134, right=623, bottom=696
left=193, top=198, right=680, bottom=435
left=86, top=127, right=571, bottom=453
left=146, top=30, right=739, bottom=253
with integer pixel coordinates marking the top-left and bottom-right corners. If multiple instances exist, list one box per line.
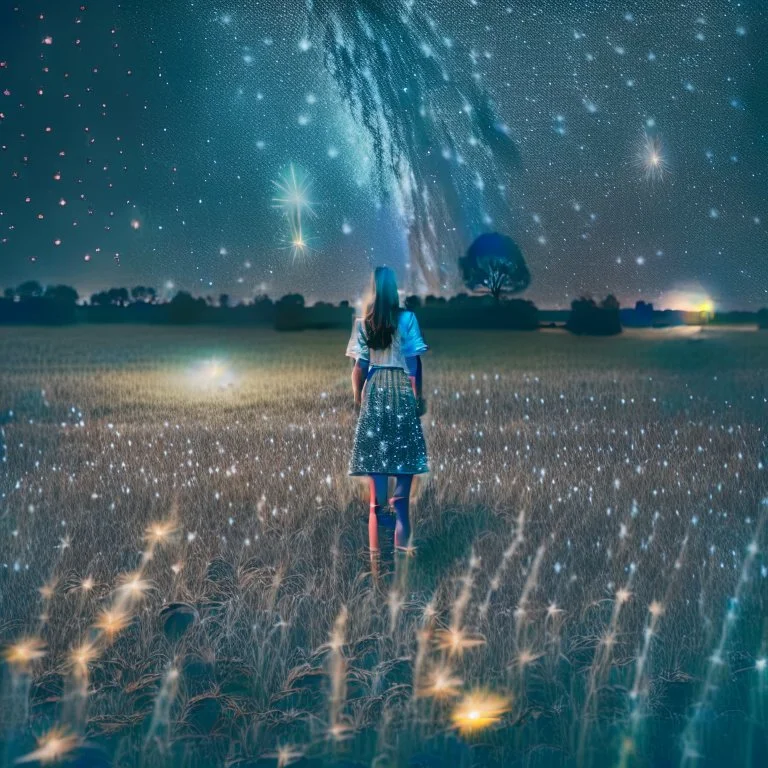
left=362, top=266, right=402, bottom=350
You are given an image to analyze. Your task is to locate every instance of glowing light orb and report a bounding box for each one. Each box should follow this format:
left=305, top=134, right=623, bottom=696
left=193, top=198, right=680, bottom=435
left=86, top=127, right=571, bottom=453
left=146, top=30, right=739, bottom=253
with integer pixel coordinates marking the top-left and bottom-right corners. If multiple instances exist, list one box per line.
left=656, top=288, right=715, bottom=313
left=130, top=218, right=141, bottom=230
left=451, top=690, right=511, bottom=735
left=187, top=358, right=237, bottom=391
left=698, top=299, right=715, bottom=316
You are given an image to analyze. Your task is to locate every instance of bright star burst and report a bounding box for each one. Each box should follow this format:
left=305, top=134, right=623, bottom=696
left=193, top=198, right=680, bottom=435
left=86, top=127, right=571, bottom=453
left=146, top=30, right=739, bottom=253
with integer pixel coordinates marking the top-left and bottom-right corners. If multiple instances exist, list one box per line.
left=272, top=164, right=317, bottom=263
left=633, top=129, right=670, bottom=183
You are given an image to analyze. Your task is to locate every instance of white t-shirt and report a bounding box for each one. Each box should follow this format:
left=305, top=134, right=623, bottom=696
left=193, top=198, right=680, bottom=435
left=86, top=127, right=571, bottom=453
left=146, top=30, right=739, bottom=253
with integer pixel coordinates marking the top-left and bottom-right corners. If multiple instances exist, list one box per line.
left=345, top=310, right=429, bottom=373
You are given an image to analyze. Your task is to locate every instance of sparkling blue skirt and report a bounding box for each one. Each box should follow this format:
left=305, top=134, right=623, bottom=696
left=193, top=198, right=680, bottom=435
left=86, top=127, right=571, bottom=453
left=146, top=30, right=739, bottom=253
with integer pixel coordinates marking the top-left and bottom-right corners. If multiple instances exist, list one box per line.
left=348, top=366, right=429, bottom=476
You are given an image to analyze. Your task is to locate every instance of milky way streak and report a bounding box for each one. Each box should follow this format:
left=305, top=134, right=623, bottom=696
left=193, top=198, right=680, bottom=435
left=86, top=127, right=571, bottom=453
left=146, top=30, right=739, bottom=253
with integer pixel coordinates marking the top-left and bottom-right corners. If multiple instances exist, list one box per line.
left=307, top=0, right=520, bottom=295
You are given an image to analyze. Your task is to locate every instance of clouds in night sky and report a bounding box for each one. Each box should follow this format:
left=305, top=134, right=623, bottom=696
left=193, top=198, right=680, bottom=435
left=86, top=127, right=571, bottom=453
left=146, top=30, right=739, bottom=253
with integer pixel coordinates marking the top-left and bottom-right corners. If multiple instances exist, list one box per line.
left=0, top=0, right=766, bottom=309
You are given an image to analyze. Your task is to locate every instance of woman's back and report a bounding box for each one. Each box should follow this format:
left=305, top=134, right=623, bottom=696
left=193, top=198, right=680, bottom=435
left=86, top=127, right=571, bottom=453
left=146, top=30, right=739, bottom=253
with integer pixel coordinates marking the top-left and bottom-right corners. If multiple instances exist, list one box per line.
left=345, top=309, right=429, bottom=372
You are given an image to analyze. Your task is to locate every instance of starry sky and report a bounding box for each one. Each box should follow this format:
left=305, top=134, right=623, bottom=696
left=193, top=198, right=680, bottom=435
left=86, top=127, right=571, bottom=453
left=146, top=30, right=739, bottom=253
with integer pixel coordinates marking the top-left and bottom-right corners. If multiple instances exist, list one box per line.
left=0, top=1, right=766, bottom=310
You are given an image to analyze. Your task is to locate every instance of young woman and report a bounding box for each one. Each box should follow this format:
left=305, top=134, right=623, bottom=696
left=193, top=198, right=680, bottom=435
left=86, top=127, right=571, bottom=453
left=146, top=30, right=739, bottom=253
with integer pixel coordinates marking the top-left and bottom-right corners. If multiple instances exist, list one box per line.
left=345, top=266, right=430, bottom=552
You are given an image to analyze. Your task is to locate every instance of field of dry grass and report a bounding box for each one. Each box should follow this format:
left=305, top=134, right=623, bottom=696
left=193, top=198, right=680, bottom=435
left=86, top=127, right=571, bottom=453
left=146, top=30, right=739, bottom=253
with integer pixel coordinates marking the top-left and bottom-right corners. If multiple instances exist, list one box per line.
left=1, top=324, right=767, bottom=767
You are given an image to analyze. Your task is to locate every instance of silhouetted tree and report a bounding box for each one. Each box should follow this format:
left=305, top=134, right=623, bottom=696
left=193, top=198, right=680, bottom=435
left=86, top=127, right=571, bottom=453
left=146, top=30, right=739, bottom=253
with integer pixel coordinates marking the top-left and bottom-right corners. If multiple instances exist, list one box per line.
left=277, top=293, right=305, bottom=307
left=459, top=232, right=531, bottom=302
left=168, top=291, right=207, bottom=323
left=17, top=280, right=44, bottom=299
left=106, top=287, right=129, bottom=306
left=404, top=294, right=422, bottom=310
left=131, top=286, right=156, bottom=303
left=339, top=299, right=350, bottom=308
left=219, top=294, right=230, bottom=308
left=3, top=287, right=15, bottom=300
left=275, top=293, right=305, bottom=330
left=44, top=285, right=79, bottom=304
left=758, top=307, right=768, bottom=330
left=566, top=295, right=622, bottom=336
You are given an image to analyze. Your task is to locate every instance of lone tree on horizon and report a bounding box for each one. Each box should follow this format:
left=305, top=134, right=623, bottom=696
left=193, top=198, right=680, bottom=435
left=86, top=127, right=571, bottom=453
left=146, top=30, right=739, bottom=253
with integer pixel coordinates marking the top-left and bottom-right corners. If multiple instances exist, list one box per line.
left=459, top=232, right=531, bottom=302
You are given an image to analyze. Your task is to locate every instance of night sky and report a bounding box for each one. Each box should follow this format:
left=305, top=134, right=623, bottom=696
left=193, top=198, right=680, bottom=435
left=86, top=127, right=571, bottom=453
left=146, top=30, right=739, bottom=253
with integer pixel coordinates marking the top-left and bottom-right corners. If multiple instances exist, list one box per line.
left=0, top=1, right=766, bottom=310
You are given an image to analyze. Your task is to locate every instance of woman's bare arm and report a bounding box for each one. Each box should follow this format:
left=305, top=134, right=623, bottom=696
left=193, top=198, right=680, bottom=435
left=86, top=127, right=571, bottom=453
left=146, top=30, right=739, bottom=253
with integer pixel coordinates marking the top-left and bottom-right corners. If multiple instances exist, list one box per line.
left=352, top=358, right=369, bottom=406
left=406, top=355, right=422, bottom=399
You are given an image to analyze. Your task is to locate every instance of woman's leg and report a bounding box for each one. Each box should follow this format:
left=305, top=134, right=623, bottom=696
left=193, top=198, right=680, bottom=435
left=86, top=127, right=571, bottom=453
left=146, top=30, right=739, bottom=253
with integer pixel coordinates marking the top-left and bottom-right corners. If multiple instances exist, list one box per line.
left=367, top=473, right=389, bottom=550
left=390, top=473, right=413, bottom=550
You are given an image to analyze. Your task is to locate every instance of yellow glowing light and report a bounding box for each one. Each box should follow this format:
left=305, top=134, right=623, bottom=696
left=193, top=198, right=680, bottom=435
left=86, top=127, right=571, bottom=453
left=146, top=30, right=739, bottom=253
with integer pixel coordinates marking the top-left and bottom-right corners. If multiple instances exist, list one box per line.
left=451, top=690, right=511, bottom=735
left=4, top=637, right=47, bottom=670
left=275, top=745, right=304, bottom=767
left=144, top=519, right=178, bottom=546
left=417, top=664, right=463, bottom=699
left=68, top=641, right=100, bottom=677
left=94, top=607, right=131, bottom=640
left=116, top=572, right=153, bottom=601
left=435, top=627, right=486, bottom=657
left=15, top=726, right=78, bottom=765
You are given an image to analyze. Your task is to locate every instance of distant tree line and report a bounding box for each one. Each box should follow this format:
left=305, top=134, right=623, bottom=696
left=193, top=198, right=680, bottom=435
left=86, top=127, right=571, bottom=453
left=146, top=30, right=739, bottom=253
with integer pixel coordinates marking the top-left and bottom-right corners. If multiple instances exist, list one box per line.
left=2, top=282, right=764, bottom=334
left=565, top=295, right=622, bottom=336
left=3, top=231, right=766, bottom=334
